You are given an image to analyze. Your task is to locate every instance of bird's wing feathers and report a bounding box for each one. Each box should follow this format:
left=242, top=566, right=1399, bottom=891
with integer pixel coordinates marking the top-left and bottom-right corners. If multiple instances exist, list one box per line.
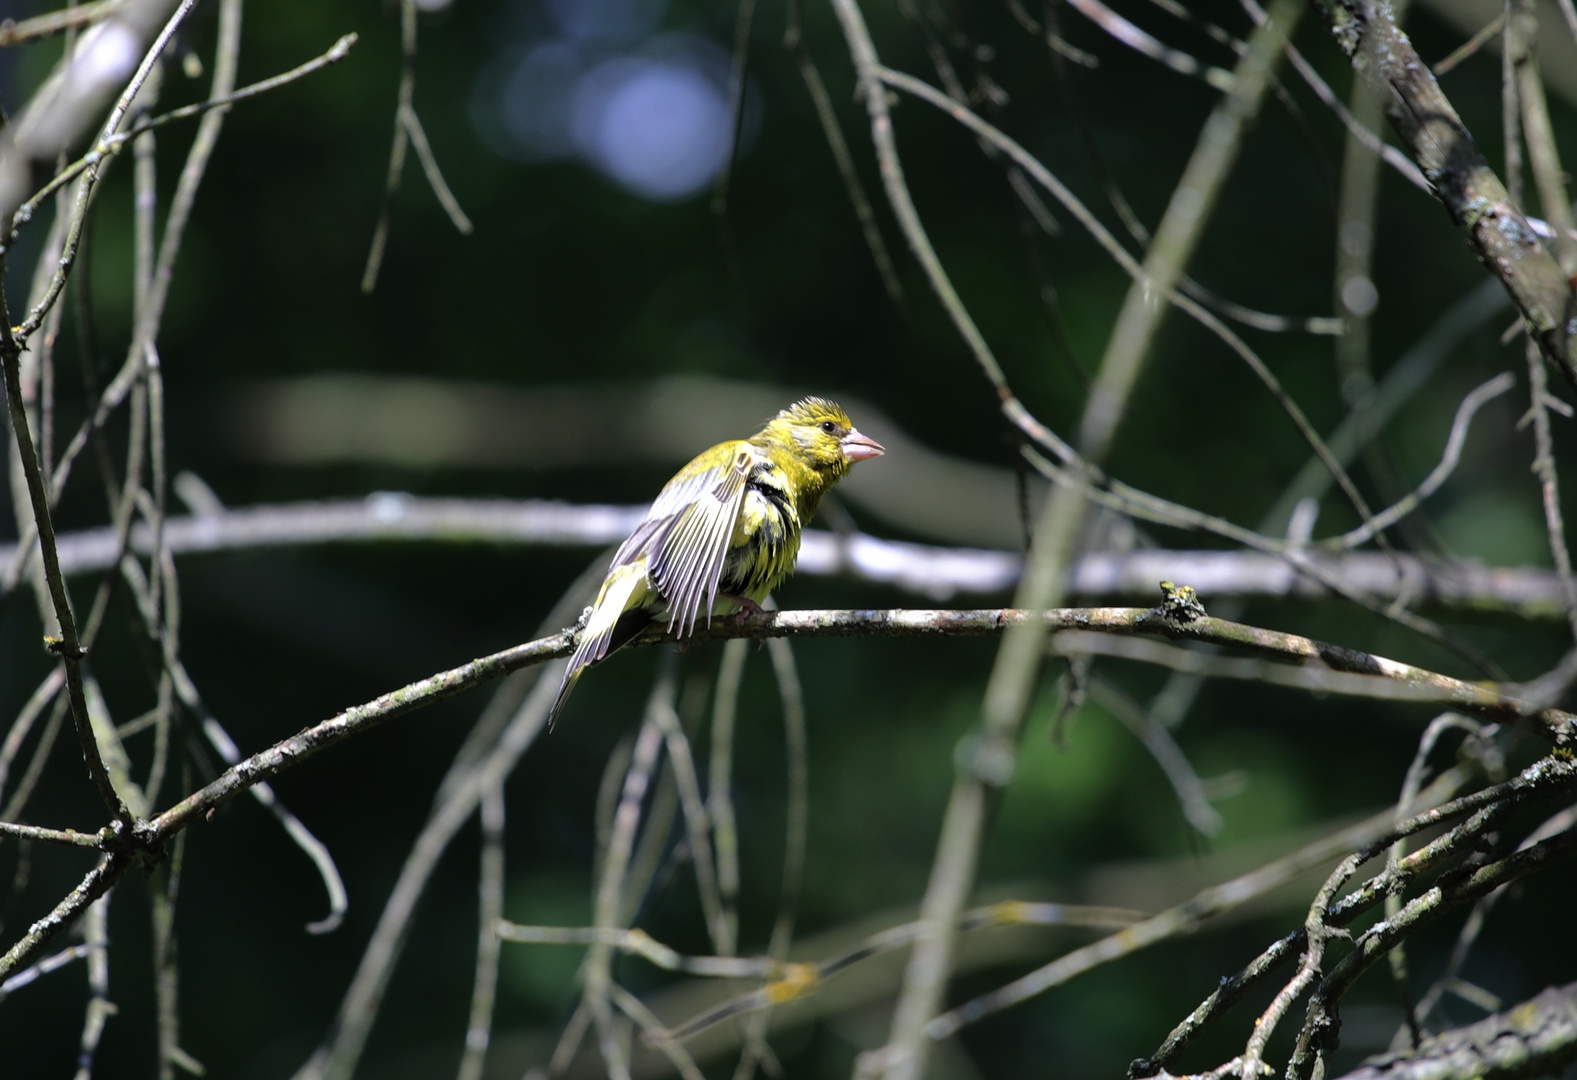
left=620, top=443, right=754, bottom=637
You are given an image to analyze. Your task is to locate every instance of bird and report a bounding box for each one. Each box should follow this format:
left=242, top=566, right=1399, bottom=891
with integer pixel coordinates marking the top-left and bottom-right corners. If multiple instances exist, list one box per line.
left=549, top=396, right=884, bottom=724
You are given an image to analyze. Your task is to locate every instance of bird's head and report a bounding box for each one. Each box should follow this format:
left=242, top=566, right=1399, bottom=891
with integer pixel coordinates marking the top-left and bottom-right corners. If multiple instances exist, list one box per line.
left=759, top=397, right=885, bottom=476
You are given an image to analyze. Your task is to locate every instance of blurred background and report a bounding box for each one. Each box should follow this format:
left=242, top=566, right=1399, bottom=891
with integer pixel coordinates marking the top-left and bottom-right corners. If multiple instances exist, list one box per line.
left=2, top=0, right=1576, bottom=1076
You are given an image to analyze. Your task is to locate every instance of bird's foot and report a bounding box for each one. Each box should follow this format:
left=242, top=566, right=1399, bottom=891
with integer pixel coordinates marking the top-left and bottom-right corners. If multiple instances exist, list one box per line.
left=720, top=594, right=765, bottom=617
left=565, top=605, right=593, bottom=635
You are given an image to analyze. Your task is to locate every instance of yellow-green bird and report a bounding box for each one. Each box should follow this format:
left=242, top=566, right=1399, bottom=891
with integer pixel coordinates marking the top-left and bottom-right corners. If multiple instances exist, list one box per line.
left=550, top=397, right=885, bottom=723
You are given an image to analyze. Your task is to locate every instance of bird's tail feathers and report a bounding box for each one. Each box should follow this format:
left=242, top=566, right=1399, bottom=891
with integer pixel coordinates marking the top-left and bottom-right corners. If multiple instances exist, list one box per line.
left=549, top=569, right=646, bottom=727
left=548, top=664, right=583, bottom=730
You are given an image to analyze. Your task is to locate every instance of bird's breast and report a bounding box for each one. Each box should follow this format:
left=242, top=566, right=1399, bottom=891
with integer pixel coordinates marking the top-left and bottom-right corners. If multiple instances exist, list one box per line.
left=722, top=471, right=800, bottom=599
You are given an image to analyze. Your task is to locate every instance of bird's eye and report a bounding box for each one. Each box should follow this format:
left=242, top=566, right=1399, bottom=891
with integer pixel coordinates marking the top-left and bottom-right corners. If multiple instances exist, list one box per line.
left=821, top=421, right=837, bottom=434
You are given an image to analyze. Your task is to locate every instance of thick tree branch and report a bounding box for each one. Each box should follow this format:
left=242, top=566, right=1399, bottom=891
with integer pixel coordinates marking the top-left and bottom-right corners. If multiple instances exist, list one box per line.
left=1305, top=0, right=1577, bottom=384
left=1334, top=980, right=1577, bottom=1080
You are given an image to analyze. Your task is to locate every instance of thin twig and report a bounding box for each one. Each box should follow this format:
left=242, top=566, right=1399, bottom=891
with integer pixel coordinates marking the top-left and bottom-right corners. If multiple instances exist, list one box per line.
left=0, top=668, right=66, bottom=807
left=0, top=0, right=121, bottom=47
left=585, top=677, right=671, bottom=1080
left=651, top=690, right=731, bottom=955
left=0, top=940, right=94, bottom=1000
left=290, top=665, right=562, bottom=1080
left=711, top=0, right=756, bottom=218
left=151, top=828, right=190, bottom=1080
left=71, top=895, right=112, bottom=1080
left=732, top=635, right=812, bottom=1080
left=1048, top=630, right=1531, bottom=726
left=8, top=29, right=355, bottom=239
left=498, top=923, right=772, bottom=978
left=1525, top=342, right=1577, bottom=649
left=1557, top=0, right=1577, bottom=41
left=1384, top=713, right=1482, bottom=1048
left=1087, top=676, right=1223, bottom=835
left=784, top=0, right=902, bottom=301
left=824, top=0, right=1074, bottom=477
left=1237, top=835, right=1363, bottom=1079
left=1409, top=800, right=1577, bottom=1033
left=970, top=757, right=1571, bottom=1049
left=0, top=853, right=130, bottom=984
left=1287, top=786, right=1577, bottom=1076
left=1, top=697, right=70, bottom=828
left=1333, top=66, right=1385, bottom=407
left=1064, top=0, right=1235, bottom=89
left=1327, top=373, right=1515, bottom=548
left=1271, top=278, right=1511, bottom=533
left=1025, top=448, right=1509, bottom=675
left=1132, top=771, right=1475, bottom=1075
left=456, top=780, right=505, bottom=1080
left=7, top=0, right=199, bottom=333
left=0, top=820, right=101, bottom=847
left=708, top=638, right=748, bottom=953
left=0, top=275, right=130, bottom=825
left=877, top=61, right=1385, bottom=543
left=828, top=1, right=1305, bottom=1072
left=1510, top=0, right=1574, bottom=272
left=611, top=983, right=707, bottom=1080
left=361, top=0, right=416, bottom=293
left=1240, top=0, right=1431, bottom=195
left=648, top=899, right=1147, bottom=1044
left=400, top=106, right=472, bottom=234
left=1433, top=13, right=1504, bottom=76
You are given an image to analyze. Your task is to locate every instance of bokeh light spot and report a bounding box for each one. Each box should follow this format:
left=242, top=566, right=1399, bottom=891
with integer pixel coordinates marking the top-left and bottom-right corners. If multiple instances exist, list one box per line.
left=571, top=58, right=732, bottom=201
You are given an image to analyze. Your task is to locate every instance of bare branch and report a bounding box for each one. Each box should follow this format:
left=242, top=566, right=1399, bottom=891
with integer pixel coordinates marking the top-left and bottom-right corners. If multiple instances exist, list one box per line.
left=933, top=757, right=1540, bottom=1044
left=455, top=781, right=504, bottom=1080
left=1063, top=0, right=1236, bottom=89
left=0, top=604, right=1543, bottom=986
left=8, top=495, right=1569, bottom=617
left=0, top=0, right=183, bottom=223
left=1510, top=0, right=1575, bottom=272
left=1525, top=342, right=1577, bottom=646
left=0, top=820, right=102, bottom=848
left=0, top=853, right=129, bottom=984
left=71, top=897, right=111, bottom=1080
left=783, top=0, right=903, bottom=302
left=1433, top=13, right=1504, bottom=76
left=1327, top=372, right=1515, bottom=548
left=1288, top=791, right=1577, bottom=1076
left=0, top=1, right=123, bottom=49
left=1334, top=980, right=1577, bottom=1080
left=1307, top=0, right=1577, bottom=384
left=639, top=900, right=1146, bottom=1045
left=288, top=665, right=561, bottom=1080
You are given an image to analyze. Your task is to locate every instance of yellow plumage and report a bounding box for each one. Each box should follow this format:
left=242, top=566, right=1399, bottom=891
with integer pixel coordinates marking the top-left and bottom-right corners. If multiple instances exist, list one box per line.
left=550, top=397, right=884, bottom=723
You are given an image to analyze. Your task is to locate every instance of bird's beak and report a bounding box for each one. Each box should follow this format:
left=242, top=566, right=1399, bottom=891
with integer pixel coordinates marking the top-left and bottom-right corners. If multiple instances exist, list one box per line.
left=841, top=428, right=885, bottom=462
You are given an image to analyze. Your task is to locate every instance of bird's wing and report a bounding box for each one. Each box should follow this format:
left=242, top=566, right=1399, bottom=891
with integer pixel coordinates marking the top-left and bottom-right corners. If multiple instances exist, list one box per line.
left=613, top=442, right=753, bottom=637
